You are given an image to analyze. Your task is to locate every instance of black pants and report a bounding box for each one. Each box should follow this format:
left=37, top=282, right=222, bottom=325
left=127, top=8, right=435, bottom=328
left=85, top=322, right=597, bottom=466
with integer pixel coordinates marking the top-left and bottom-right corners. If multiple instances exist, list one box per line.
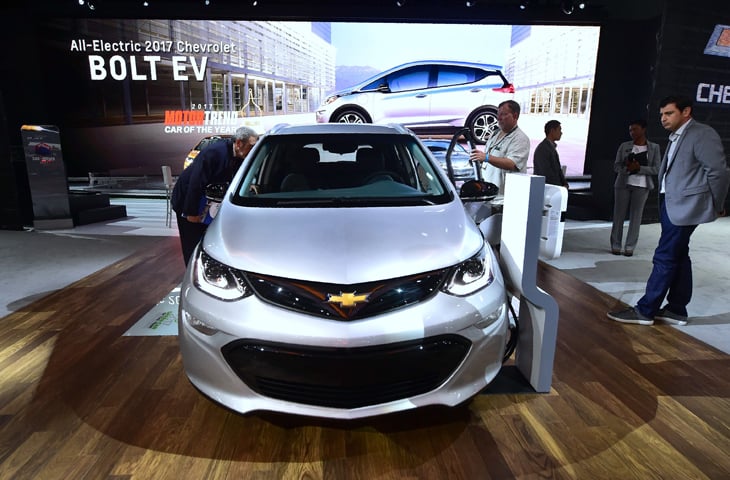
left=175, top=212, right=208, bottom=266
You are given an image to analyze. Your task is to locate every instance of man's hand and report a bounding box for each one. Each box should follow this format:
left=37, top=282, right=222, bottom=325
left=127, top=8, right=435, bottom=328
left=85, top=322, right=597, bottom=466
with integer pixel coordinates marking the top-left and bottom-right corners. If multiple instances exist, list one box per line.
left=470, top=149, right=486, bottom=163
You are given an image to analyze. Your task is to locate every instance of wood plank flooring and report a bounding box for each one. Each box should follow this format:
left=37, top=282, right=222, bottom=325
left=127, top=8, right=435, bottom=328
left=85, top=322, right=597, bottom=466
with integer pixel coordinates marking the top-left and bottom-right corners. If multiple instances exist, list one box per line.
left=1, top=236, right=729, bottom=479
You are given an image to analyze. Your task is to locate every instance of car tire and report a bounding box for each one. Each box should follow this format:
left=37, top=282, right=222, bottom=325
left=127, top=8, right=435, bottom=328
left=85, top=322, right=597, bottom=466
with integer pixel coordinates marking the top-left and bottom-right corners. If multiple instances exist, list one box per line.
left=466, top=108, right=499, bottom=145
left=333, top=109, right=369, bottom=124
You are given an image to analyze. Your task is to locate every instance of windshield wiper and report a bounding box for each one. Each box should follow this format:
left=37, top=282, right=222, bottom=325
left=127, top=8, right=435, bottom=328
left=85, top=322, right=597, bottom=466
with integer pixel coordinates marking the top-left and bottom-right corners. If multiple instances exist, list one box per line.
left=274, top=197, right=438, bottom=207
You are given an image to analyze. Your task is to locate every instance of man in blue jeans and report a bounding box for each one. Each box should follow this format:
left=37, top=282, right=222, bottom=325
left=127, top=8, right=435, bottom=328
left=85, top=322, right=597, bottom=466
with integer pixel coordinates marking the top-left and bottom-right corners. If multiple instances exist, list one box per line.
left=608, top=95, right=729, bottom=326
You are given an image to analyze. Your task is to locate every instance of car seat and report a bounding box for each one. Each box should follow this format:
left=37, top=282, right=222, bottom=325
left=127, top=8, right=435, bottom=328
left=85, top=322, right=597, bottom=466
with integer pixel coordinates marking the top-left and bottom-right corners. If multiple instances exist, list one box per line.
left=280, top=147, right=320, bottom=192
left=355, top=147, right=385, bottom=176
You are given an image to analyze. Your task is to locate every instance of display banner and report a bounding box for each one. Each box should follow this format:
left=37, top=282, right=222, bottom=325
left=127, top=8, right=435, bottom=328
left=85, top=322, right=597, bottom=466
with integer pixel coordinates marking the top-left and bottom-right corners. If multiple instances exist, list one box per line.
left=654, top=1, right=730, bottom=124
left=33, top=19, right=599, bottom=178
left=20, top=125, right=74, bottom=229
left=696, top=23, right=730, bottom=108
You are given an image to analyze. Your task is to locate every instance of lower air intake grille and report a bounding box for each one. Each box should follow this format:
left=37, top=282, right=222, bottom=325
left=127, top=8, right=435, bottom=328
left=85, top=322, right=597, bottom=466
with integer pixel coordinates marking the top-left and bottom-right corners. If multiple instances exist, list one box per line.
left=221, top=334, right=470, bottom=409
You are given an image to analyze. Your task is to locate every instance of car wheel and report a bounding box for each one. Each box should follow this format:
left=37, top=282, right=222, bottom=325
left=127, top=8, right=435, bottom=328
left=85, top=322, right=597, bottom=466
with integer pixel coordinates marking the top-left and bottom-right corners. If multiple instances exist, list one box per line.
left=333, top=109, right=368, bottom=124
left=467, top=108, right=499, bottom=145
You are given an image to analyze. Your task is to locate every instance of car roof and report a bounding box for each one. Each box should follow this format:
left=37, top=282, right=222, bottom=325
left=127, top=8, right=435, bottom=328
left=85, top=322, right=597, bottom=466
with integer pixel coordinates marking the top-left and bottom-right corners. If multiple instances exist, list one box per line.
left=201, top=134, right=231, bottom=139
left=348, top=60, right=504, bottom=91
left=386, top=59, right=503, bottom=71
left=266, top=123, right=414, bottom=136
left=195, top=134, right=231, bottom=145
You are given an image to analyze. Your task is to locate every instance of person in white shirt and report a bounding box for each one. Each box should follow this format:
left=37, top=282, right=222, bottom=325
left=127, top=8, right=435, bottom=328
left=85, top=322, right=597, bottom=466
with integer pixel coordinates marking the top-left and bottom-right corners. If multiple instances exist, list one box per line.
left=469, top=100, right=530, bottom=195
left=609, top=119, right=661, bottom=256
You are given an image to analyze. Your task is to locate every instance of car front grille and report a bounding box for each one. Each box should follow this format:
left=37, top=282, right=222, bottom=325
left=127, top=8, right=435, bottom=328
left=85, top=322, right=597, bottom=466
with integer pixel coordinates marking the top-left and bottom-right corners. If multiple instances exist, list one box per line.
left=246, top=269, right=449, bottom=321
left=221, top=335, right=471, bottom=409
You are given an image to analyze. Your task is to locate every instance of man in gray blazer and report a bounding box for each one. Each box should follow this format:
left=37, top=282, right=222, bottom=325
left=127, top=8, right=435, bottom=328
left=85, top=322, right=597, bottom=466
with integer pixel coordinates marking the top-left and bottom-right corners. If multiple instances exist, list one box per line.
left=608, top=95, right=730, bottom=325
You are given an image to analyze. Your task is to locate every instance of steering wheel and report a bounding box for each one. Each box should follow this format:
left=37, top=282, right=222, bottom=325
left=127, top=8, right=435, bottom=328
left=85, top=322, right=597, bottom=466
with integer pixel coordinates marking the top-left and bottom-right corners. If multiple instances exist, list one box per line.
left=363, top=170, right=404, bottom=184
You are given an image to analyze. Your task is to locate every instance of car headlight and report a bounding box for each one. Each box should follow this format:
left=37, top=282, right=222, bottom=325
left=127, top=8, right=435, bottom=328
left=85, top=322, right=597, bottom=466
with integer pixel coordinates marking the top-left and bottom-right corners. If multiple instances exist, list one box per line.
left=443, top=244, right=494, bottom=296
left=193, top=249, right=252, bottom=301
left=324, top=94, right=340, bottom=105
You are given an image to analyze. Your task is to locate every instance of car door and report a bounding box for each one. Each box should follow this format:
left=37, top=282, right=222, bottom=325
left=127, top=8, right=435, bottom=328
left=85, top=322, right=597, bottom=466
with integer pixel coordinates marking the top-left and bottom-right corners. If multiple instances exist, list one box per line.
left=372, top=65, right=431, bottom=125
left=428, top=65, right=492, bottom=126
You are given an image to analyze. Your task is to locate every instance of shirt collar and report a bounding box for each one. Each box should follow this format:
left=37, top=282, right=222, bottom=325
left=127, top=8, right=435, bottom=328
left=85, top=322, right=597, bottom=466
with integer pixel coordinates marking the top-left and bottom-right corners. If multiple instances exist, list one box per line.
left=671, top=118, right=692, bottom=141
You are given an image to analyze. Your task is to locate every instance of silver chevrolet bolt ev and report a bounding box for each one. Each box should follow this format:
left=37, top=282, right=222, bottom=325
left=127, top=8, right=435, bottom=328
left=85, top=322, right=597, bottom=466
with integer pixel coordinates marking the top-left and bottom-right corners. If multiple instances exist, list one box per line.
left=178, top=123, right=509, bottom=419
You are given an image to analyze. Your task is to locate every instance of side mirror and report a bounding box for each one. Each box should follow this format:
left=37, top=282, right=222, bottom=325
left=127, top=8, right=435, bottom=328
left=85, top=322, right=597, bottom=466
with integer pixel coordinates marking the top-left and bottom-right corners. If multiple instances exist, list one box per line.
left=459, top=179, right=498, bottom=201
left=205, top=182, right=228, bottom=203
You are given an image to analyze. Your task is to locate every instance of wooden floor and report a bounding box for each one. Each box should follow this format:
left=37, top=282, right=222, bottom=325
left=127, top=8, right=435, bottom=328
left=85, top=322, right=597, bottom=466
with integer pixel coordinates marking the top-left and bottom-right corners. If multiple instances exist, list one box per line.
left=1, top=236, right=729, bottom=480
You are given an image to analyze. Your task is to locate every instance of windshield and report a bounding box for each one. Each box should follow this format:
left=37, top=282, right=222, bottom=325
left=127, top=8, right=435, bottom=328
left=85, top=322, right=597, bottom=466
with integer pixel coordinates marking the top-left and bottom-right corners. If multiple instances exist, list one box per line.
left=423, top=140, right=469, bottom=156
left=232, top=133, right=451, bottom=207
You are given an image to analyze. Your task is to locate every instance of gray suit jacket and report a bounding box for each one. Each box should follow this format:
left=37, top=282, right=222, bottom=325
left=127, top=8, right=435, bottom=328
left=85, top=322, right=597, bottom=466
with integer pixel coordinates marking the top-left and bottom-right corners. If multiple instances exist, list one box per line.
left=613, top=140, right=661, bottom=190
left=660, top=119, right=730, bottom=226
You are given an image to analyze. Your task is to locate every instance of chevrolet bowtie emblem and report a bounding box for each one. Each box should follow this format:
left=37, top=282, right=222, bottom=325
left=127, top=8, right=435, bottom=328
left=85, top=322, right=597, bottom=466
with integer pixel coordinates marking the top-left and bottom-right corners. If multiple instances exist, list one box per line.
left=327, top=292, right=369, bottom=308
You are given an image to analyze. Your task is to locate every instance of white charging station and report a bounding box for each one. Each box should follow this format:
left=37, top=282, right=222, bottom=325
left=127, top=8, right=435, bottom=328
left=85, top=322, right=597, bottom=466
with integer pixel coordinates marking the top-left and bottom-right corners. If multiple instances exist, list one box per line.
left=472, top=174, right=567, bottom=393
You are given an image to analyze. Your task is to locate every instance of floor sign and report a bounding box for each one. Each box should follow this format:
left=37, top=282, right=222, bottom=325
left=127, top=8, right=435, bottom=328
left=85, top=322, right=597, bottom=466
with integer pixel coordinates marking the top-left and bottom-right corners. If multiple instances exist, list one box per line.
left=124, top=284, right=180, bottom=336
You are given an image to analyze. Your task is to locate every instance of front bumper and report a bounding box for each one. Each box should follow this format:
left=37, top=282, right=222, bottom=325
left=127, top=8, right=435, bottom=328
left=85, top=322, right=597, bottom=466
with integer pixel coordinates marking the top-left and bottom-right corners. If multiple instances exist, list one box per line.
left=178, top=261, right=508, bottom=419
left=315, top=110, right=328, bottom=123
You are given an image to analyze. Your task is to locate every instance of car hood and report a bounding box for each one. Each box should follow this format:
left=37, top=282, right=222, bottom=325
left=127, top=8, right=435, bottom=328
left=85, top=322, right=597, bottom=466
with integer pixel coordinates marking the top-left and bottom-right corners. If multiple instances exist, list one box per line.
left=328, top=87, right=362, bottom=98
left=201, top=200, right=483, bottom=285
left=434, top=152, right=472, bottom=167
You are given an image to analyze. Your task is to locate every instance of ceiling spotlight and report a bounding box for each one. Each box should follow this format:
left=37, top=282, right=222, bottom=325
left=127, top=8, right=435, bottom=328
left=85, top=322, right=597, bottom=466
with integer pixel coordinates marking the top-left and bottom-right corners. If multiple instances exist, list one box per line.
left=519, top=1, right=529, bottom=10
left=396, top=0, right=406, bottom=6
left=561, top=0, right=575, bottom=15
left=87, top=1, right=95, bottom=10
left=577, top=1, right=587, bottom=9
left=143, top=1, right=149, bottom=6
left=78, top=0, right=84, bottom=5
left=466, top=1, right=476, bottom=6
left=252, top=0, right=258, bottom=6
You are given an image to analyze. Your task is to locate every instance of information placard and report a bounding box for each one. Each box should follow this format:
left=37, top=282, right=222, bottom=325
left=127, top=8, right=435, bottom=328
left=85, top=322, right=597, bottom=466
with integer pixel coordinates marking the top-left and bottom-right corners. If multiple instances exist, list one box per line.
left=20, top=125, right=73, bottom=229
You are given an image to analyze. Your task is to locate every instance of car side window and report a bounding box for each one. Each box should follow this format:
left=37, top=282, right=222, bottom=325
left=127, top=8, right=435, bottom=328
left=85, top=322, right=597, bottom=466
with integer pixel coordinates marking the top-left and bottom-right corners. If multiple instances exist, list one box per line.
left=435, top=66, right=485, bottom=87
left=387, top=67, right=430, bottom=93
left=361, top=78, right=387, bottom=91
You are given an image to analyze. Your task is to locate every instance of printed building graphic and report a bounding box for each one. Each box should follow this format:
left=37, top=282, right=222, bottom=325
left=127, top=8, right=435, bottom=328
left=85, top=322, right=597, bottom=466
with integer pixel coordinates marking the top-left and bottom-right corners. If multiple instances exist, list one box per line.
left=506, top=26, right=599, bottom=117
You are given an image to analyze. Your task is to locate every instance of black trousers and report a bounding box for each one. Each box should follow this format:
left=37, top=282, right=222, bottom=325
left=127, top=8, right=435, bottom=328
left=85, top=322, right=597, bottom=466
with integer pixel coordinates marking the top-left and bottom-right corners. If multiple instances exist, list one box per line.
left=175, top=212, right=208, bottom=266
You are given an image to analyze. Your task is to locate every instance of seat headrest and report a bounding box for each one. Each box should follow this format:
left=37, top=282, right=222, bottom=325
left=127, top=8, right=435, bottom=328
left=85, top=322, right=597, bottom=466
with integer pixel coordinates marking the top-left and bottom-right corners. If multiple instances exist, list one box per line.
left=356, top=148, right=384, bottom=170
left=300, top=147, right=320, bottom=167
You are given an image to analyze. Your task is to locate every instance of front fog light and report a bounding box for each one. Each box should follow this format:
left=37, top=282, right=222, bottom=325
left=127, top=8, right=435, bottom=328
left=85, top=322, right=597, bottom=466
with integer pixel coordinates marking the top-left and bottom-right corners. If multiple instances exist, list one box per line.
left=182, top=309, right=219, bottom=336
left=474, top=303, right=505, bottom=329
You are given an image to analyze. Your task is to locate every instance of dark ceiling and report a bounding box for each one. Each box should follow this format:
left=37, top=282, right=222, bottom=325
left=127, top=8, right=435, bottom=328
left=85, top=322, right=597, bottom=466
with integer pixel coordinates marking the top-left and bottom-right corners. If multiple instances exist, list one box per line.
left=4, top=0, right=665, bottom=24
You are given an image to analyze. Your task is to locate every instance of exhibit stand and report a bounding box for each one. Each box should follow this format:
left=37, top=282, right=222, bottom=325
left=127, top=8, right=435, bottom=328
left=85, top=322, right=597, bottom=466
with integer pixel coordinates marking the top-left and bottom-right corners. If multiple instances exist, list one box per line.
left=20, top=125, right=74, bottom=229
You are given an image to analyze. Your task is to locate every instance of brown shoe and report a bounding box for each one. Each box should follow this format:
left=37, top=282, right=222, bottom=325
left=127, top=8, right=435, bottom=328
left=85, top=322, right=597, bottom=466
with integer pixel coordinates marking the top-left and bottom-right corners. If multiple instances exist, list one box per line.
left=623, top=250, right=633, bottom=257
left=611, top=248, right=621, bottom=255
